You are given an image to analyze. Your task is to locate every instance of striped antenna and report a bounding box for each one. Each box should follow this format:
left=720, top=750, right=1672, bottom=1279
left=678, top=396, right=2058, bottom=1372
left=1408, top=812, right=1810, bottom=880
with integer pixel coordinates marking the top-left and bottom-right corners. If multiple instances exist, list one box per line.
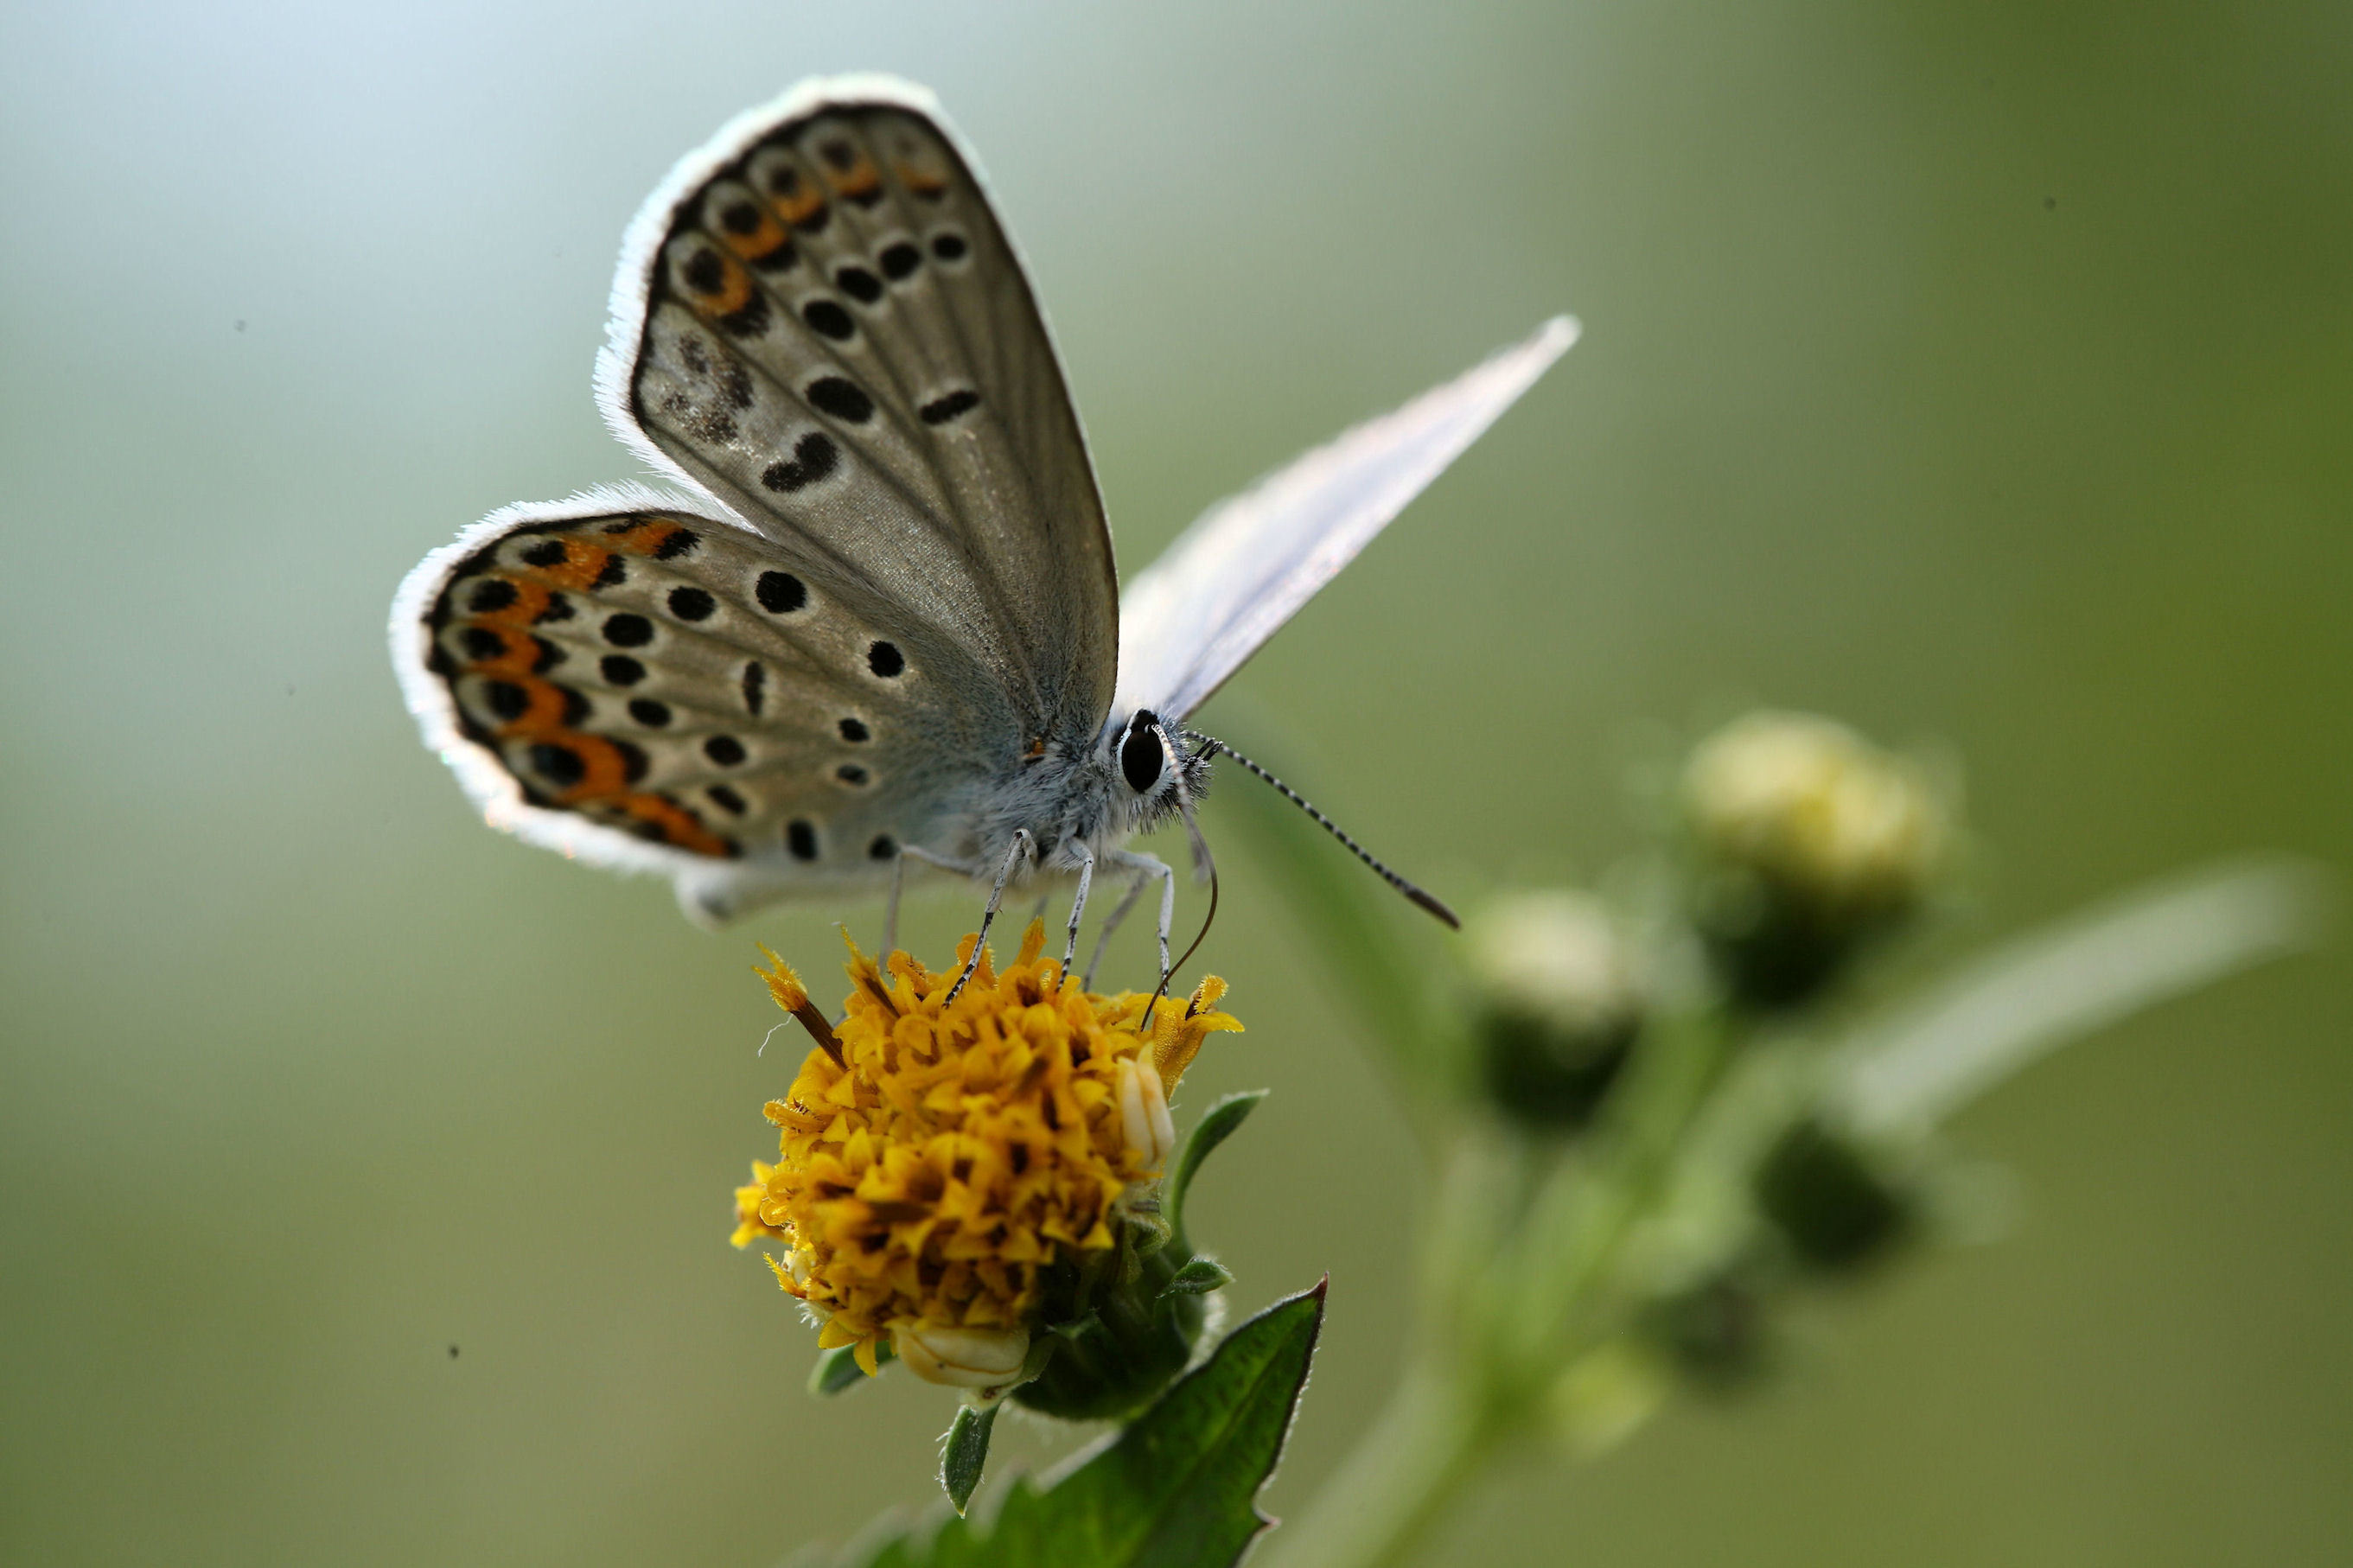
left=1189, top=734, right=1460, bottom=929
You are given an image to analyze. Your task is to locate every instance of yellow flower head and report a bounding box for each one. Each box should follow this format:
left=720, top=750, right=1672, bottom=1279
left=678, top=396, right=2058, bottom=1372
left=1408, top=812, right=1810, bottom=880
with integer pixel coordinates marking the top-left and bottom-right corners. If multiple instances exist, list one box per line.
left=737, top=920, right=1240, bottom=1375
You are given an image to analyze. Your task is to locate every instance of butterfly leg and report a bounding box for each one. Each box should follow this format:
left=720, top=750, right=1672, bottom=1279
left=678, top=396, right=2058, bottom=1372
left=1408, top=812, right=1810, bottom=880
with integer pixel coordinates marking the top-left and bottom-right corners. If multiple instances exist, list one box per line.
left=1101, top=849, right=1177, bottom=998
left=1083, top=864, right=1153, bottom=990
left=1062, top=842, right=1097, bottom=975
left=946, top=830, right=1034, bottom=1003
left=884, top=844, right=975, bottom=958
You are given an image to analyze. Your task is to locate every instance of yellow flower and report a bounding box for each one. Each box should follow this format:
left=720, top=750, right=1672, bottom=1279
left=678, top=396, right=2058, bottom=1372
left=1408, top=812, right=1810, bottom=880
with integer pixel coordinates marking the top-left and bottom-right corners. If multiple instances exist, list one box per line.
left=737, top=920, right=1240, bottom=1381
left=730, top=1161, right=786, bottom=1249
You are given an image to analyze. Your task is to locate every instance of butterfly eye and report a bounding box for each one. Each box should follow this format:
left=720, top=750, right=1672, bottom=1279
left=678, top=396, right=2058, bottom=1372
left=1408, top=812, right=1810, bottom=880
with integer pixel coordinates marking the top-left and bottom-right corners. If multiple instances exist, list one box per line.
left=1121, top=712, right=1164, bottom=794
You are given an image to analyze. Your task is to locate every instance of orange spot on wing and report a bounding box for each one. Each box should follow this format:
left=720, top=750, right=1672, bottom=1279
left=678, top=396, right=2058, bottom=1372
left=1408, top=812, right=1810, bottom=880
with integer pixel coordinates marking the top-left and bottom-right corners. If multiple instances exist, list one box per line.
left=892, top=162, right=948, bottom=198
left=689, top=251, right=756, bottom=315
left=613, top=793, right=735, bottom=857
left=606, top=519, right=692, bottom=557
left=465, top=627, right=545, bottom=679
left=718, top=206, right=794, bottom=265
left=830, top=166, right=881, bottom=202
left=493, top=676, right=573, bottom=738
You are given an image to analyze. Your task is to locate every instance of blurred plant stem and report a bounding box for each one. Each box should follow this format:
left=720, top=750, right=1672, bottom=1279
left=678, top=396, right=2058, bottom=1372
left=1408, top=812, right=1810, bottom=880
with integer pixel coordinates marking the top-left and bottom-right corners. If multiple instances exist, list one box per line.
left=1266, top=1008, right=1735, bottom=1568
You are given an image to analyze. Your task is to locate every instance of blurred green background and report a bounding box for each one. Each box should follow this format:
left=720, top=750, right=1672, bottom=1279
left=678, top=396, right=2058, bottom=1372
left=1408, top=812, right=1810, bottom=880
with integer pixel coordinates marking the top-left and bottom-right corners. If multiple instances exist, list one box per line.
left=3, top=2, right=2348, bottom=1563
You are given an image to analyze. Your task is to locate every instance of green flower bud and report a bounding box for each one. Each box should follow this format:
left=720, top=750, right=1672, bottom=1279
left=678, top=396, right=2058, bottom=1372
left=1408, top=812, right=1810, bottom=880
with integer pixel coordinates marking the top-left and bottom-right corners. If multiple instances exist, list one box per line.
left=1684, top=711, right=1948, bottom=1007
left=1464, top=891, right=1644, bottom=1128
left=1754, top=1116, right=1915, bottom=1273
left=1644, top=1265, right=1772, bottom=1392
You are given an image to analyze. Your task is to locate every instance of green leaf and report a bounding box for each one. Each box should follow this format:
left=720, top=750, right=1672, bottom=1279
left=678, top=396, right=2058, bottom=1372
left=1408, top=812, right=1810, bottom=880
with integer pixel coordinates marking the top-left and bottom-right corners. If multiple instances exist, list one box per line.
left=1166, top=1090, right=1265, bottom=1246
left=853, top=1281, right=1328, bottom=1568
left=810, top=1337, right=896, bottom=1395
left=1160, top=1258, right=1235, bottom=1300
left=941, top=1403, right=998, bottom=1516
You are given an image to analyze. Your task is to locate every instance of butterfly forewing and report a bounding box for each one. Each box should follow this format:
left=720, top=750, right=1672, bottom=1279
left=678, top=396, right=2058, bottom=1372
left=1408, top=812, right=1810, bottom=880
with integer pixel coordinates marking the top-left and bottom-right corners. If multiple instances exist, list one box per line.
left=622, top=98, right=1117, bottom=748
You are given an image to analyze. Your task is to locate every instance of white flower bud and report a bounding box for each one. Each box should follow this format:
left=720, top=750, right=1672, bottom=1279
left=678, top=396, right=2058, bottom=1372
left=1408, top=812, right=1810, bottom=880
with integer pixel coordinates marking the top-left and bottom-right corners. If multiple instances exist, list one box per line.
left=1463, top=891, right=1644, bottom=1128
left=1116, top=1056, right=1176, bottom=1170
left=1465, top=892, right=1643, bottom=1041
left=1684, top=711, right=1946, bottom=921
left=891, top=1323, right=1032, bottom=1388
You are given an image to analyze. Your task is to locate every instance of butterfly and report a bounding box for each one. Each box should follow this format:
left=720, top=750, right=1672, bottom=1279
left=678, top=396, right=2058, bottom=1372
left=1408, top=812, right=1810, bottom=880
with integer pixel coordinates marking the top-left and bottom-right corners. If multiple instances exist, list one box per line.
left=391, top=73, right=1576, bottom=996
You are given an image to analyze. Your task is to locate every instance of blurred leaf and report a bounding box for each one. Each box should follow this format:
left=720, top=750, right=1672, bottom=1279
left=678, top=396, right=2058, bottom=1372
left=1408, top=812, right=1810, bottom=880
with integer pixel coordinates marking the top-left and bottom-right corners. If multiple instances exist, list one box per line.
left=811, top=1338, right=896, bottom=1395
left=1167, top=1090, right=1265, bottom=1245
left=941, top=1403, right=998, bottom=1516
left=1836, top=857, right=2327, bottom=1132
left=854, top=1282, right=1327, bottom=1568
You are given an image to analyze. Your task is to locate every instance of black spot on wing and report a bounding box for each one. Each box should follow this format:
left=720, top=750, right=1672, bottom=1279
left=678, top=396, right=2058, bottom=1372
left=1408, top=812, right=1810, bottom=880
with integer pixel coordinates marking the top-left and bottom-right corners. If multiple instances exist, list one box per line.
left=682, top=249, right=725, bottom=293
left=603, top=613, right=654, bottom=647
left=533, top=592, right=573, bottom=624
left=520, top=539, right=568, bottom=569
left=469, top=578, right=518, bottom=614
left=530, top=742, right=584, bottom=787
left=866, top=641, right=905, bottom=679
left=628, top=698, right=672, bottom=727
left=806, top=376, right=874, bottom=424
left=601, top=654, right=647, bottom=686
left=756, top=572, right=807, bottom=614
left=920, top=390, right=980, bottom=424
left=707, top=784, right=747, bottom=816
left=869, top=834, right=897, bottom=861
left=836, top=765, right=869, bottom=787
left=741, top=661, right=765, bottom=715
left=838, top=717, right=869, bottom=743
left=704, top=735, right=746, bottom=767
left=930, top=232, right=967, bottom=262
left=666, top=586, right=716, bottom=621
left=801, top=300, right=854, bottom=341
left=762, top=432, right=839, bottom=493
left=654, top=528, right=699, bottom=559
left=788, top=820, right=819, bottom=861
left=485, top=680, right=528, bottom=722
left=594, top=555, right=627, bottom=590
left=835, top=265, right=883, bottom=303
left=878, top=242, right=920, bottom=280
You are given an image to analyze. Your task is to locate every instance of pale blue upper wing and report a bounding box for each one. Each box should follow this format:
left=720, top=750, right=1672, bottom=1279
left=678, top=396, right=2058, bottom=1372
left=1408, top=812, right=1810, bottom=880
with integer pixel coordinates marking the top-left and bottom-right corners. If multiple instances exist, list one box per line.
left=1113, top=316, right=1578, bottom=728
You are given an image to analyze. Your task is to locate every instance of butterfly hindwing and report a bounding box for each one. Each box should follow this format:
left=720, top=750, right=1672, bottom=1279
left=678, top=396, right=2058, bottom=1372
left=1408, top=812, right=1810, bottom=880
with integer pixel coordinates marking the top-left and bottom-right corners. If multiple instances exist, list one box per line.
left=397, top=493, right=964, bottom=913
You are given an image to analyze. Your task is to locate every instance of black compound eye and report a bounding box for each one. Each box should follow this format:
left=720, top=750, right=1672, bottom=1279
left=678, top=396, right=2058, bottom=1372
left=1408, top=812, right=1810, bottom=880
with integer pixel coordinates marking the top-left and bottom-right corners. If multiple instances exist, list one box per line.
left=1120, top=712, right=1164, bottom=794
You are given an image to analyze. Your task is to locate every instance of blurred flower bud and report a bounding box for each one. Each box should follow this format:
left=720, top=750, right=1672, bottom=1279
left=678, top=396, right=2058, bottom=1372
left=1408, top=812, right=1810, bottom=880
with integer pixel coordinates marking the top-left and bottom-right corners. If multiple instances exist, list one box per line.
left=1753, top=1116, right=1915, bottom=1274
left=1683, top=711, right=1948, bottom=1007
left=1643, top=1265, right=1772, bottom=1392
left=1464, top=891, right=1644, bottom=1129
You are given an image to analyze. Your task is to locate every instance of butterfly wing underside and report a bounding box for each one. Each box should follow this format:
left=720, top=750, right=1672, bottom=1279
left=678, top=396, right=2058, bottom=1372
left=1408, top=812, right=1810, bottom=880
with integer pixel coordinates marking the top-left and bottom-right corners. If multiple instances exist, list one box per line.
left=392, top=76, right=1118, bottom=921
left=1114, top=316, right=1578, bottom=727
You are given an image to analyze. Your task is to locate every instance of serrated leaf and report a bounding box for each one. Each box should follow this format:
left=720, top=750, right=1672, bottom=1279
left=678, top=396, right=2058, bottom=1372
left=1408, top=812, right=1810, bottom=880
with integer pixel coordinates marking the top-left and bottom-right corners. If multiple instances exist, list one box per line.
left=941, top=1403, right=998, bottom=1515
left=1159, top=1258, right=1234, bottom=1300
left=852, top=1281, right=1328, bottom=1568
left=811, top=1337, right=896, bottom=1395
left=1166, top=1090, right=1265, bottom=1246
